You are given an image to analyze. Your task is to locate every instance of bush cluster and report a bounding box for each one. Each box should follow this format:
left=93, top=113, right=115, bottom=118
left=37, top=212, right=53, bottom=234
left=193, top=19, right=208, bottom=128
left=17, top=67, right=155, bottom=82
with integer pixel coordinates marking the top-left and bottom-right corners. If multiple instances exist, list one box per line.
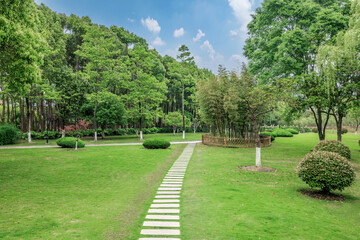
left=341, top=128, right=348, bottom=134
left=303, top=127, right=311, bottom=133
left=272, top=129, right=293, bottom=137
left=298, top=151, right=355, bottom=192
left=0, top=124, right=21, bottom=145
left=313, top=140, right=351, bottom=160
left=56, top=137, right=85, bottom=148
left=311, top=128, right=318, bottom=133
left=22, top=131, right=62, bottom=140
left=286, top=128, right=299, bottom=134
left=260, top=132, right=276, bottom=141
left=143, top=139, right=170, bottom=149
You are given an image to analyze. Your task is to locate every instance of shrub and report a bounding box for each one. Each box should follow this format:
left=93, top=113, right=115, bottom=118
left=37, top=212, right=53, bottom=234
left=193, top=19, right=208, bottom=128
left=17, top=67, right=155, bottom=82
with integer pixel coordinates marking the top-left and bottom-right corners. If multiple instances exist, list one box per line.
left=127, top=128, right=136, bottom=135
left=260, top=132, right=276, bottom=141
left=272, top=129, right=293, bottom=137
left=298, top=151, right=355, bottom=193
left=311, top=128, right=318, bottom=133
left=0, top=124, right=21, bottom=145
left=313, top=140, right=351, bottom=160
left=143, top=139, right=170, bottom=149
left=287, top=128, right=299, bottom=134
left=56, top=137, right=85, bottom=148
left=341, top=128, right=348, bottom=134
left=303, top=127, right=311, bottom=133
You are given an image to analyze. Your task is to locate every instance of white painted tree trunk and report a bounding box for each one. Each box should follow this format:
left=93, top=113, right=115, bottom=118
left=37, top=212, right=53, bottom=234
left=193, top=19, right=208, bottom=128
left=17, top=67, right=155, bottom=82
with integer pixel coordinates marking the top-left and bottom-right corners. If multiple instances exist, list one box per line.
left=28, top=131, right=31, bottom=143
left=182, top=130, right=185, bottom=139
left=140, top=131, right=143, bottom=140
left=75, top=139, right=78, bottom=151
left=256, top=147, right=261, bottom=167
left=94, top=131, right=97, bottom=142
left=355, top=131, right=358, bottom=135
left=62, top=130, right=65, bottom=138
left=136, top=129, right=138, bottom=137
left=173, top=129, right=176, bottom=136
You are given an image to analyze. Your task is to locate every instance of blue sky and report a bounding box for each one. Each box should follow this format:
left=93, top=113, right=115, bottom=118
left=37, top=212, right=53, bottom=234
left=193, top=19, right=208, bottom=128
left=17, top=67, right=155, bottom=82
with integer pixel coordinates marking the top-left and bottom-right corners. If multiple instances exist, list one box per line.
left=35, top=0, right=263, bottom=73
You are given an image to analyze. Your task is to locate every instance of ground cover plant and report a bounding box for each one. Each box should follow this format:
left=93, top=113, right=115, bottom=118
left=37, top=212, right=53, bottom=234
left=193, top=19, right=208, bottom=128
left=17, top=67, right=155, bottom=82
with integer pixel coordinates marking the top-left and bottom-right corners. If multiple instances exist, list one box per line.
left=0, top=144, right=185, bottom=239
left=181, top=133, right=359, bottom=239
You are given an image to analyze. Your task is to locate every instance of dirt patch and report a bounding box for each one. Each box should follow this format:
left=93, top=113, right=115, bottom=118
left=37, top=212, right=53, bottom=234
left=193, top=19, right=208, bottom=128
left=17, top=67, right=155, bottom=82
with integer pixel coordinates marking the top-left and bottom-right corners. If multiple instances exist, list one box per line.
left=299, top=189, right=345, bottom=201
left=238, top=165, right=277, bottom=172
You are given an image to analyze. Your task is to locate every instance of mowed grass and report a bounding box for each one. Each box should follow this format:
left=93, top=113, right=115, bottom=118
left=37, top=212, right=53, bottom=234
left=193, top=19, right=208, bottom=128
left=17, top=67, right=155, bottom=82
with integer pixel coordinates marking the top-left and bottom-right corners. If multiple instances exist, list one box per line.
left=181, top=133, right=360, bottom=240
left=11, top=133, right=203, bottom=146
left=0, top=144, right=186, bottom=239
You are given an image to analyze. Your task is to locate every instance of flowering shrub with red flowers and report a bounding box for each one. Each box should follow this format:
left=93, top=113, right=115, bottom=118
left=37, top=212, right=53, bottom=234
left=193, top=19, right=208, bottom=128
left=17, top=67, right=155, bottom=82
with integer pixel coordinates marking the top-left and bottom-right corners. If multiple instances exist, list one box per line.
left=298, top=151, right=355, bottom=193
left=314, top=140, right=351, bottom=160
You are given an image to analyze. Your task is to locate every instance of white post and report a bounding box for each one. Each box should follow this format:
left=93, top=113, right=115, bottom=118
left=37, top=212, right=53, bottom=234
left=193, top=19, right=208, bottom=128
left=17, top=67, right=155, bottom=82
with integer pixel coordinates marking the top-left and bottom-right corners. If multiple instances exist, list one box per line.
left=183, top=130, right=185, bottom=139
left=256, top=147, right=261, bottom=167
left=140, top=131, right=143, bottom=140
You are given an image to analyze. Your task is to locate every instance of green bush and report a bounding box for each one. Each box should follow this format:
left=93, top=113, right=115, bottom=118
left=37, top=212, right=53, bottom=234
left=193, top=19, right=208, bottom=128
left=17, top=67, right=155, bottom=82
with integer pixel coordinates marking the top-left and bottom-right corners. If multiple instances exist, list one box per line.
left=313, top=140, right=351, bottom=160
left=272, top=129, right=293, bottom=137
left=311, top=128, right=318, bottom=133
left=341, top=128, right=348, bottom=134
left=260, top=132, right=276, bottom=141
left=143, top=139, right=170, bottom=149
left=287, top=128, right=299, bottom=134
left=0, top=124, right=21, bottom=145
left=303, top=127, right=311, bottom=133
left=56, top=137, right=85, bottom=148
left=298, top=151, right=355, bottom=192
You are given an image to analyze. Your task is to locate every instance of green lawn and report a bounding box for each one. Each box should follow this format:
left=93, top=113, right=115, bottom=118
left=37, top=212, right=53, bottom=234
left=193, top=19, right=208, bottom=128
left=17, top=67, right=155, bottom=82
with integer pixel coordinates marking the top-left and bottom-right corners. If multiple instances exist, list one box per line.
left=0, top=144, right=186, bottom=239
left=11, top=133, right=203, bottom=146
left=181, top=133, right=360, bottom=240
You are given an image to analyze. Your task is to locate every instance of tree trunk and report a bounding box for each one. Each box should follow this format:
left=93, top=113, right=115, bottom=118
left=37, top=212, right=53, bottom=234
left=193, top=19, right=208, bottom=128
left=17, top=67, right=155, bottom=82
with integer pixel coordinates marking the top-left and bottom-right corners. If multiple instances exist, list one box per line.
left=173, top=128, right=176, bottom=136
left=6, top=96, right=10, bottom=123
left=182, top=82, right=185, bottom=140
left=20, top=98, right=25, bottom=131
left=101, top=128, right=105, bottom=139
left=94, top=96, right=98, bottom=142
left=26, top=97, right=32, bottom=143
left=40, top=97, right=45, bottom=132
left=355, top=120, right=359, bottom=135
left=310, top=107, right=330, bottom=141
left=11, top=96, right=14, bottom=124
left=139, top=101, right=143, bottom=140
left=251, top=117, right=261, bottom=167
left=1, top=94, right=5, bottom=124
left=333, top=112, right=343, bottom=142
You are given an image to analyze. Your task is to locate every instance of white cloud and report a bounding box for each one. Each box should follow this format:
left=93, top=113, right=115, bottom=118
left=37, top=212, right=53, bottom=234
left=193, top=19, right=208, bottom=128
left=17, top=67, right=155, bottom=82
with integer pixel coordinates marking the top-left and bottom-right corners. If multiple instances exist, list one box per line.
left=141, top=17, right=161, bottom=34
left=174, top=27, right=185, bottom=38
left=229, top=30, right=238, bottom=36
left=128, top=18, right=135, bottom=23
left=201, top=40, right=215, bottom=60
left=152, top=36, right=166, bottom=46
left=193, top=29, right=205, bottom=42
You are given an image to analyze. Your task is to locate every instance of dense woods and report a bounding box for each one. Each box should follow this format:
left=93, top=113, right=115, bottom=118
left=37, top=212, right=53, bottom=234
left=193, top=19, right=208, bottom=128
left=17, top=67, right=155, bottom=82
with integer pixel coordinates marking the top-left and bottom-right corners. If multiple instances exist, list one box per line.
left=0, top=1, right=213, bottom=141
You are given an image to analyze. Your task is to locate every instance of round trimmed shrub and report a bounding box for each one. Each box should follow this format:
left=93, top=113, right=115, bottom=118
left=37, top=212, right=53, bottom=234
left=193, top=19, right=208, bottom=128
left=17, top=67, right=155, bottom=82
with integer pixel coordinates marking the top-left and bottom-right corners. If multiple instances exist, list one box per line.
left=341, top=128, right=348, bottom=134
left=311, top=128, right=318, bottom=133
left=272, top=129, right=293, bottom=137
left=298, top=151, right=355, bottom=192
left=143, top=139, right=170, bottom=149
left=260, top=132, right=276, bottom=141
left=0, top=124, right=21, bottom=145
left=287, top=128, right=299, bottom=134
left=314, top=140, right=351, bottom=160
left=303, top=127, right=311, bottom=133
left=56, top=137, right=85, bottom=148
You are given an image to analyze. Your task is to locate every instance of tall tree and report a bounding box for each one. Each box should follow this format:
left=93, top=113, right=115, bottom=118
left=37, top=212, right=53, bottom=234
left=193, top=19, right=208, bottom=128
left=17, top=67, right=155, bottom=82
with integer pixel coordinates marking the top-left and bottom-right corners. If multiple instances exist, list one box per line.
left=177, top=45, right=194, bottom=139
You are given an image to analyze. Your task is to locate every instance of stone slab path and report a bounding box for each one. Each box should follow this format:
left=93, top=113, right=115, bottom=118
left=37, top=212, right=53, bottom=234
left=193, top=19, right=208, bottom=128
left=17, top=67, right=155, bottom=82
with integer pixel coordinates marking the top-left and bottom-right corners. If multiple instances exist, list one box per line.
left=139, top=143, right=195, bottom=240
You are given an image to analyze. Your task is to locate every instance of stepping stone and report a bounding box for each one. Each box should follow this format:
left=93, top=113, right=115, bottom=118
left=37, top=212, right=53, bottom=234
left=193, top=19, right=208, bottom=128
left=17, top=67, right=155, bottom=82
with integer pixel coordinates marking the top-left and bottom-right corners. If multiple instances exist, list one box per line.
left=166, top=174, right=185, bottom=176
left=158, top=188, right=181, bottom=190
left=150, top=204, right=180, bottom=208
left=162, top=182, right=182, bottom=185
left=153, top=199, right=180, bottom=203
left=143, top=221, right=180, bottom=227
left=162, top=180, right=183, bottom=182
left=164, top=177, right=184, bottom=179
left=155, top=195, right=180, bottom=198
left=140, top=229, right=180, bottom=236
left=160, top=184, right=182, bottom=187
left=156, top=191, right=181, bottom=194
left=139, top=238, right=181, bottom=240
left=148, top=209, right=180, bottom=213
left=145, top=215, right=180, bottom=220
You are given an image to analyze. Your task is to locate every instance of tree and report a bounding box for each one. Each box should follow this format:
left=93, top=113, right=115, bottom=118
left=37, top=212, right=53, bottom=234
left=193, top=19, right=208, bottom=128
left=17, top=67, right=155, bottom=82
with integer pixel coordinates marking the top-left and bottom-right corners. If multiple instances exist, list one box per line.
left=164, top=112, right=183, bottom=135
left=244, top=0, right=352, bottom=141
left=177, top=45, right=194, bottom=139
left=81, top=92, right=125, bottom=138
left=315, top=0, right=360, bottom=141
left=349, top=104, right=360, bottom=134
left=76, top=24, right=124, bottom=141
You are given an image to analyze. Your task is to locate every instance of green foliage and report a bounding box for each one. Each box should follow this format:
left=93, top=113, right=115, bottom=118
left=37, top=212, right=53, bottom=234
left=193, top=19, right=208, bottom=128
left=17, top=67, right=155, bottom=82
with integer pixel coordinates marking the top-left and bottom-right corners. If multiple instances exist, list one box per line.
left=298, top=151, right=355, bottom=192
left=341, top=128, right=348, bottom=134
left=304, top=127, right=312, bottom=133
left=56, top=137, right=85, bottom=148
left=260, top=132, right=276, bottom=141
left=287, top=128, right=299, bottom=134
left=0, top=124, right=21, bottom=145
left=164, top=112, right=183, bottom=131
left=143, top=139, right=170, bottom=149
left=314, top=140, right=351, bottom=160
left=272, top=129, right=294, bottom=137
left=311, top=128, right=318, bottom=133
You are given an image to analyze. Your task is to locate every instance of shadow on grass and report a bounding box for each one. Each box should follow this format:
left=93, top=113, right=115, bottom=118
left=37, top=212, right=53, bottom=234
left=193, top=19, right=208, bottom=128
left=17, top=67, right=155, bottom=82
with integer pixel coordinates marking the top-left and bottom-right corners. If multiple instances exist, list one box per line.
left=297, top=188, right=359, bottom=202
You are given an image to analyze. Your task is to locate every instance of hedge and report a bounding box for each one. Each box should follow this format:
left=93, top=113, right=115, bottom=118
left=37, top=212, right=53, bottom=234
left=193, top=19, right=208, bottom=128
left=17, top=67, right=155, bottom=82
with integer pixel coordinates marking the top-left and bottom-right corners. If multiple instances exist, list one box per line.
left=143, top=139, right=170, bottom=149
left=56, top=137, right=85, bottom=148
